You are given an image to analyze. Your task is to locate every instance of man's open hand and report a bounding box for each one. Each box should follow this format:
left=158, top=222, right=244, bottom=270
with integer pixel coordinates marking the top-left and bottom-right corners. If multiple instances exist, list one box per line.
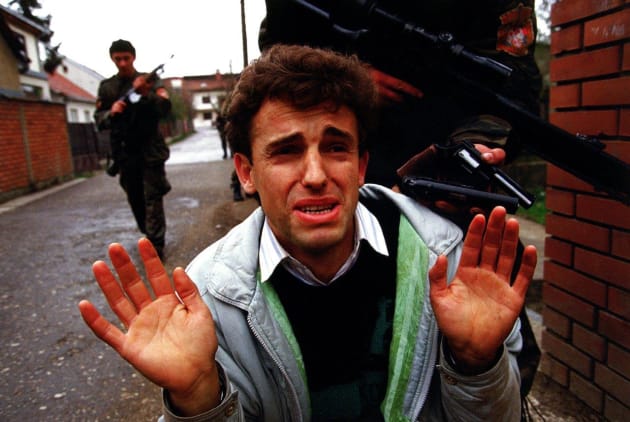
left=78, top=238, right=221, bottom=415
left=429, top=207, right=537, bottom=372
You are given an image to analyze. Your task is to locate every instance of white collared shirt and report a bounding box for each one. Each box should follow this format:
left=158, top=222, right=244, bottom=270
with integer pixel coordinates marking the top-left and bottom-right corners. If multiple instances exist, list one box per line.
left=259, top=202, right=389, bottom=286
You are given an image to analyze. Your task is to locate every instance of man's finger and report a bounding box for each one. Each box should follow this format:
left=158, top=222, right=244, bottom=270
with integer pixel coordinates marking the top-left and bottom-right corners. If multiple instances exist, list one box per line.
left=459, top=213, right=486, bottom=268
left=394, top=79, right=423, bottom=98
left=92, top=260, right=138, bottom=327
left=378, top=86, right=404, bottom=103
left=78, top=300, right=126, bottom=353
left=512, top=245, right=537, bottom=297
left=495, top=218, right=520, bottom=279
left=474, top=144, right=506, bottom=165
left=109, top=243, right=153, bottom=311
left=429, top=255, right=449, bottom=296
left=138, top=238, right=174, bottom=298
left=479, top=207, right=507, bottom=271
left=369, top=68, right=423, bottom=100
left=172, top=268, right=210, bottom=316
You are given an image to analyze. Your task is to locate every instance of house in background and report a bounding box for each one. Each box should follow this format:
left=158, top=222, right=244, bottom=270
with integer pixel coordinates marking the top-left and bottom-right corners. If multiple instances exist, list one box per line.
left=0, top=7, right=29, bottom=97
left=57, top=56, right=104, bottom=97
left=165, top=71, right=238, bottom=130
left=48, top=56, right=104, bottom=124
left=1, top=5, right=103, bottom=118
left=0, top=4, right=74, bottom=202
left=0, top=4, right=51, bottom=100
left=48, top=70, right=96, bottom=123
left=1, top=3, right=109, bottom=185
left=46, top=59, right=109, bottom=172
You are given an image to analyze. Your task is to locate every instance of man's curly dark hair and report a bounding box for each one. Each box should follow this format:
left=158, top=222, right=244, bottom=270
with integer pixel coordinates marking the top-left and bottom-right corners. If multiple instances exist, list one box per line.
left=225, top=44, right=378, bottom=161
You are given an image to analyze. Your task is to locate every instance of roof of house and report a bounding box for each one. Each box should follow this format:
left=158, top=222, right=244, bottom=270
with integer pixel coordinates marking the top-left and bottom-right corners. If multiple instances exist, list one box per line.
left=0, top=9, right=29, bottom=71
left=63, top=56, right=106, bottom=80
left=48, top=71, right=95, bottom=103
left=0, top=4, right=51, bottom=39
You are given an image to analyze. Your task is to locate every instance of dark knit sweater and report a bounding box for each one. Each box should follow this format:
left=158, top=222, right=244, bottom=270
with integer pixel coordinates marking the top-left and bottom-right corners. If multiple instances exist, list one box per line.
left=269, top=199, right=400, bottom=420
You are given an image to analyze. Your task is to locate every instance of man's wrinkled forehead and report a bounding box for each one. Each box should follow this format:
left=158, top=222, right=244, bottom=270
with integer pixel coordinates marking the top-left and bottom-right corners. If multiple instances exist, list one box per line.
left=251, top=99, right=359, bottom=146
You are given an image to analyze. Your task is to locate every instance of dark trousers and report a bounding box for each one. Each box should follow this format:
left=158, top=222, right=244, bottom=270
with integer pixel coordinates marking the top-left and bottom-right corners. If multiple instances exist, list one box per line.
left=119, top=159, right=170, bottom=251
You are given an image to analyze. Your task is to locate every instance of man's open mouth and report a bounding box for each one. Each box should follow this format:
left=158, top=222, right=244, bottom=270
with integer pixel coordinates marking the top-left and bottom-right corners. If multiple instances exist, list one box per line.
left=300, top=205, right=335, bottom=214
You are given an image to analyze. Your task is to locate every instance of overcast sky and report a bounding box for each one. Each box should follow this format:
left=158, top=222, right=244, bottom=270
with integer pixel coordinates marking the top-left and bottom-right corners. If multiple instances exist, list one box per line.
left=33, top=0, right=267, bottom=78
left=10, top=1, right=551, bottom=79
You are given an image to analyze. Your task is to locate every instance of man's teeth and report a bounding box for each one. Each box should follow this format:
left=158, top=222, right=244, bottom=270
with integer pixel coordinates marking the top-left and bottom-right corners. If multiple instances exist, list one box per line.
left=301, top=205, right=333, bottom=214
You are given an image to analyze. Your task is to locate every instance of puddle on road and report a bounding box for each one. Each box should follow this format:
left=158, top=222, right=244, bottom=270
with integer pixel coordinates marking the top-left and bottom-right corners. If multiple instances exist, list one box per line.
left=171, top=197, right=200, bottom=209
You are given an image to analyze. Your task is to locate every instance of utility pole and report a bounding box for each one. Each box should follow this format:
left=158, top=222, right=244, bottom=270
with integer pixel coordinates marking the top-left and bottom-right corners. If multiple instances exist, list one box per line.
left=240, top=0, right=248, bottom=68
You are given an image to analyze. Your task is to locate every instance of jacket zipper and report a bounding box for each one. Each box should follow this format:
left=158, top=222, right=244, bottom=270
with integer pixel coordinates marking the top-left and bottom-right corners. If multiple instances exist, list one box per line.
left=247, top=314, right=304, bottom=421
left=411, top=319, right=439, bottom=421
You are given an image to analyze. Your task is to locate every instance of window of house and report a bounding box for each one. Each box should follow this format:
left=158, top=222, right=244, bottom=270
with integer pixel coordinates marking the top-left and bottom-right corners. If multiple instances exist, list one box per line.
left=84, top=110, right=91, bottom=122
left=202, top=95, right=211, bottom=104
left=69, top=109, right=78, bottom=122
left=203, top=112, right=213, bottom=120
left=21, top=84, right=42, bottom=100
left=14, top=33, right=29, bottom=67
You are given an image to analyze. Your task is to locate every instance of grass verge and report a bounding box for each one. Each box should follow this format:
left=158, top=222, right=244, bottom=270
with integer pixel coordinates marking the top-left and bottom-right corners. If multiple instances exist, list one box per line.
left=516, top=187, right=546, bottom=225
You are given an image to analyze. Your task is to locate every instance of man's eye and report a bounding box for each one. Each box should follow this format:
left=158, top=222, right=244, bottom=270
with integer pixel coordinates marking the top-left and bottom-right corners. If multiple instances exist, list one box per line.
left=328, top=143, right=350, bottom=153
left=273, top=145, right=299, bottom=155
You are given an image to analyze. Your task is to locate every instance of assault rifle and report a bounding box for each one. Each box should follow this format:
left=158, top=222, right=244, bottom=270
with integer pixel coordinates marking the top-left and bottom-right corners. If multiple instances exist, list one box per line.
left=292, top=0, right=630, bottom=206
left=105, top=55, right=174, bottom=177
left=118, top=54, right=174, bottom=104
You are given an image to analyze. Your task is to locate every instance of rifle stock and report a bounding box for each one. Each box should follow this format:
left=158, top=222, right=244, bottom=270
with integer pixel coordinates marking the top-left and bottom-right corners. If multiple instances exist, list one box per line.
left=293, top=0, right=630, bottom=205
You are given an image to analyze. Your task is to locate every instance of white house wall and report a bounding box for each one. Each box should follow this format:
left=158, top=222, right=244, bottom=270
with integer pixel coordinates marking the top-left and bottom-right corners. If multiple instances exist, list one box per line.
left=192, top=91, right=220, bottom=129
left=20, top=72, right=51, bottom=100
left=65, top=100, right=96, bottom=123
left=61, top=58, right=104, bottom=97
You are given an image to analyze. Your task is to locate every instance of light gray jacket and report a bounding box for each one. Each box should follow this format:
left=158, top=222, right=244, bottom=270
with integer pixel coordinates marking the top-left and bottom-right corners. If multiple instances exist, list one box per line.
left=162, top=184, right=523, bottom=421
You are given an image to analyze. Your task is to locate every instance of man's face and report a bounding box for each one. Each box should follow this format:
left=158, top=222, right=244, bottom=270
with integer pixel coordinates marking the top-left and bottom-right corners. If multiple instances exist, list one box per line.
left=110, top=52, right=135, bottom=77
left=235, top=99, right=368, bottom=266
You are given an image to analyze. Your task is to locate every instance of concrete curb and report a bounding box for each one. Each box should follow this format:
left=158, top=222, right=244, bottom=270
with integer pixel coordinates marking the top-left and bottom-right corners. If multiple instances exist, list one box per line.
left=0, top=178, right=86, bottom=215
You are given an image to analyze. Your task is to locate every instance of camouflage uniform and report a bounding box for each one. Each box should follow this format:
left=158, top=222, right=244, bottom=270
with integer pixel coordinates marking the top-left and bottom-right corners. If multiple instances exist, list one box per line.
left=259, top=0, right=542, bottom=186
left=95, top=71, right=172, bottom=257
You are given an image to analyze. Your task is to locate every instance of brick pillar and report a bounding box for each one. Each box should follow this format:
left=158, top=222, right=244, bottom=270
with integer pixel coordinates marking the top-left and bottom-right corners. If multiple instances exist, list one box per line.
left=544, top=1, right=630, bottom=418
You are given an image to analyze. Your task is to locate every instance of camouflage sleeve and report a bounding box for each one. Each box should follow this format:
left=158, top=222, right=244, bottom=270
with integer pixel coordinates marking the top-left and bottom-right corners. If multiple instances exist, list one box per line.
left=94, top=79, right=116, bottom=131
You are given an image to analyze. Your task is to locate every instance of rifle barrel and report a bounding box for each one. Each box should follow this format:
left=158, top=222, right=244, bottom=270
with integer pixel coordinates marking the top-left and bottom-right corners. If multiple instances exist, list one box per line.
left=292, top=0, right=630, bottom=205
left=454, top=71, right=630, bottom=205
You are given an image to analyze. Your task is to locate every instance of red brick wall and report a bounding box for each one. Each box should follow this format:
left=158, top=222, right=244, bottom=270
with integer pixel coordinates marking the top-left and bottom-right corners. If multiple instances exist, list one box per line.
left=544, top=1, right=630, bottom=418
left=0, top=98, right=74, bottom=202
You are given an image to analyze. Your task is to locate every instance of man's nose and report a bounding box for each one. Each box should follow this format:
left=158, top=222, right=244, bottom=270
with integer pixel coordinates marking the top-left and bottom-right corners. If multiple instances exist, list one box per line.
left=301, top=150, right=327, bottom=188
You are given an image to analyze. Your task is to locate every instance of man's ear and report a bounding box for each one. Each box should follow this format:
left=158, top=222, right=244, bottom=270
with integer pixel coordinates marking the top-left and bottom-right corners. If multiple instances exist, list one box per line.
left=234, top=153, right=257, bottom=195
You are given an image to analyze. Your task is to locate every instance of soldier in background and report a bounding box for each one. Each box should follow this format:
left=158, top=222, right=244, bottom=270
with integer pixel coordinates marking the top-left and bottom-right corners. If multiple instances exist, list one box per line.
left=217, top=91, right=244, bottom=202
left=94, top=39, right=172, bottom=259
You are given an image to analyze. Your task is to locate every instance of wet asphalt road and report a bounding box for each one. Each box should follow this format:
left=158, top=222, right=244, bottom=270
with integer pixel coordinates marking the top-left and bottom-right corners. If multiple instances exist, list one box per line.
left=0, top=127, right=257, bottom=421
